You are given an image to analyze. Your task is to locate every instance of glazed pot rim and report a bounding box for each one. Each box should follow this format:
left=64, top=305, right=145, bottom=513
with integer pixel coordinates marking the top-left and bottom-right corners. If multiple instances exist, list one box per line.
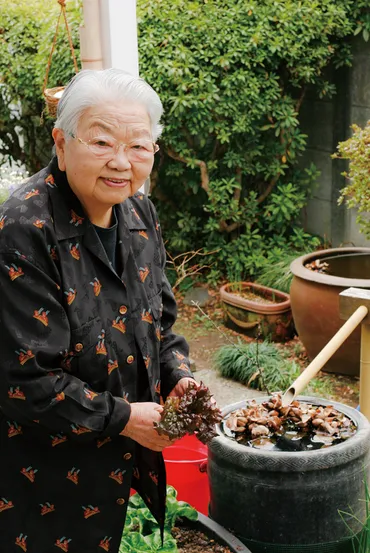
left=290, top=247, right=370, bottom=287
left=220, top=282, right=291, bottom=314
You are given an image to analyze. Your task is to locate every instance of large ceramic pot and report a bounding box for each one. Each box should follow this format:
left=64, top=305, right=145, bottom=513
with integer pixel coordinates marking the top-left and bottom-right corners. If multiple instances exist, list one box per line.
left=290, top=247, right=370, bottom=376
left=220, top=282, right=294, bottom=342
left=208, top=396, right=370, bottom=553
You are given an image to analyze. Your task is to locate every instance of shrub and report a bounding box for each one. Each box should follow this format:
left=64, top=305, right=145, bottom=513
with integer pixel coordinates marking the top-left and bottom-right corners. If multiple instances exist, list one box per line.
left=333, top=121, right=370, bottom=239
left=0, top=166, right=29, bottom=205
left=137, top=0, right=369, bottom=278
left=1, top=0, right=370, bottom=279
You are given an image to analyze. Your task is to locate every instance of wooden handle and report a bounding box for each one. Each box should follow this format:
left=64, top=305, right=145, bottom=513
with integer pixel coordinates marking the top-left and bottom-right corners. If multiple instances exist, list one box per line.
left=282, top=305, right=368, bottom=406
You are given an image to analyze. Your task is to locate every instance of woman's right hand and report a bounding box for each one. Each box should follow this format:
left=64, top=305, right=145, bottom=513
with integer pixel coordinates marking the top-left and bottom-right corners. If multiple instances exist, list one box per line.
left=120, top=402, right=173, bottom=451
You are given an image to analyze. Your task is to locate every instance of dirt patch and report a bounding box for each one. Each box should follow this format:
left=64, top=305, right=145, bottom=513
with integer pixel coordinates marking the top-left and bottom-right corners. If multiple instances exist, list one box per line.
left=173, top=524, right=234, bottom=553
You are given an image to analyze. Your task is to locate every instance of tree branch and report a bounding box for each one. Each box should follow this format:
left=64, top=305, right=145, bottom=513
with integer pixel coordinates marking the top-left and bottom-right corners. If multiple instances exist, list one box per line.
left=234, top=167, right=242, bottom=203
left=256, top=130, right=287, bottom=204
left=149, top=149, right=165, bottom=194
left=295, top=86, right=307, bottom=113
left=256, top=174, right=280, bottom=204
left=166, top=147, right=210, bottom=194
left=166, top=247, right=220, bottom=290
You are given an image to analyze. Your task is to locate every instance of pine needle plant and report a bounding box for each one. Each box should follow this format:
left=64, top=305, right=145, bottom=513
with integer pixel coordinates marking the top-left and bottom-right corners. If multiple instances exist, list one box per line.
left=339, top=477, right=370, bottom=553
left=256, top=246, right=321, bottom=294
left=214, top=340, right=301, bottom=394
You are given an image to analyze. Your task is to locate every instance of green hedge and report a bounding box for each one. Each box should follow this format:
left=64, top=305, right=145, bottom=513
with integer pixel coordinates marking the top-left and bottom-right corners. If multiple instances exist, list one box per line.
left=1, top=0, right=369, bottom=279
left=137, top=0, right=369, bottom=280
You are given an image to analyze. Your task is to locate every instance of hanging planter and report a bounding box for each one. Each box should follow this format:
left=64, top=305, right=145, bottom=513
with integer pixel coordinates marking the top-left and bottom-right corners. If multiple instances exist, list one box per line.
left=220, top=282, right=294, bottom=342
left=42, top=0, right=79, bottom=117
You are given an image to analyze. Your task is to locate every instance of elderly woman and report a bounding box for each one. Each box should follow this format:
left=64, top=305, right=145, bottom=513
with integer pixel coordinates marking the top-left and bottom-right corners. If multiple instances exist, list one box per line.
left=0, top=69, right=197, bottom=553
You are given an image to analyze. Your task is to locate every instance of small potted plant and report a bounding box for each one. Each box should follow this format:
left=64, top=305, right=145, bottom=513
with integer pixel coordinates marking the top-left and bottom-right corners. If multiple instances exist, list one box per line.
left=220, top=281, right=294, bottom=342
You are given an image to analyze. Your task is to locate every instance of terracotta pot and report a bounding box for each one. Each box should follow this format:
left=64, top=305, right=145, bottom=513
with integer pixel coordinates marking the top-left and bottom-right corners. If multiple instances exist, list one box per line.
left=220, top=282, right=294, bottom=342
left=290, top=247, right=370, bottom=376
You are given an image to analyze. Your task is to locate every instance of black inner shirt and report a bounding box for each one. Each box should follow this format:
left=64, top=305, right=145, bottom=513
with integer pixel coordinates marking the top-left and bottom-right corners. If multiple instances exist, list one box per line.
left=93, top=206, right=119, bottom=272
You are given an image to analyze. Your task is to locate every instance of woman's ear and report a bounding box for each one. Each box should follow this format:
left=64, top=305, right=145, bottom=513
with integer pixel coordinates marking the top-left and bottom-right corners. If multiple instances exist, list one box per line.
left=52, top=128, right=67, bottom=171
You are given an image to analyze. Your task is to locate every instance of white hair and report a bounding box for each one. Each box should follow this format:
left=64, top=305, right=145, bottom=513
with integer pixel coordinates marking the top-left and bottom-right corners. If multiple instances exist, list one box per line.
left=54, top=68, right=163, bottom=141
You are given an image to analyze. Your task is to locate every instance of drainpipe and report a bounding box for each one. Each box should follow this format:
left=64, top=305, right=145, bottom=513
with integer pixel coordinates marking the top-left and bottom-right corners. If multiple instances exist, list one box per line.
left=99, top=0, right=139, bottom=77
left=80, top=0, right=104, bottom=69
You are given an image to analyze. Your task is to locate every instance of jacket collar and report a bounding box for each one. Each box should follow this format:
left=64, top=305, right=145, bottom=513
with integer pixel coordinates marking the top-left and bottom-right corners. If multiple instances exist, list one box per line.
left=47, top=157, right=147, bottom=241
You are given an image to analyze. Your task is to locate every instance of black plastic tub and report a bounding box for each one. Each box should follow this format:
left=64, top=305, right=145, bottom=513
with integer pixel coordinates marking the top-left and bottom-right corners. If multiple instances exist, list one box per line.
left=208, top=396, right=370, bottom=553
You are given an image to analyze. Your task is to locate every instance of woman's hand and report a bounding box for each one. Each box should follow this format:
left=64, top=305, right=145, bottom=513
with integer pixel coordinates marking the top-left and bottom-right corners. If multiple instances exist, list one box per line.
left=169, top=378, right=218, bottom=407
left=120, top=402, right=174, bottom=452
left=168, top=377, right=198, bottom=398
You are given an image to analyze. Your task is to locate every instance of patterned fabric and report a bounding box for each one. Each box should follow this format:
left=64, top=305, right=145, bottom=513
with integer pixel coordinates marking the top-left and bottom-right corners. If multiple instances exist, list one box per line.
left=0, top=157, right=192, bottom=553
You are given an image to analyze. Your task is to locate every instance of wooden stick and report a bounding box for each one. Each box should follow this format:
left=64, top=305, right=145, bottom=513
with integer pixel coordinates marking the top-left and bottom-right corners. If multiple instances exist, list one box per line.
left=360, top=323, right=370, bottom=420
left=282, top=305, right=368, bottom=406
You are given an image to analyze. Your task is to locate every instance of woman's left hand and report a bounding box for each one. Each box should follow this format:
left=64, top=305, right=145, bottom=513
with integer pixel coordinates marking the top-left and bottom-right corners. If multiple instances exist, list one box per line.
left=168, top=377, right=199, bottom=398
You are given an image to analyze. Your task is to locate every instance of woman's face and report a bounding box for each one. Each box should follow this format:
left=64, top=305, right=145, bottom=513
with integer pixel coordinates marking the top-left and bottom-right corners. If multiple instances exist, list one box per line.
left=52, top=101, right=155, bottom=225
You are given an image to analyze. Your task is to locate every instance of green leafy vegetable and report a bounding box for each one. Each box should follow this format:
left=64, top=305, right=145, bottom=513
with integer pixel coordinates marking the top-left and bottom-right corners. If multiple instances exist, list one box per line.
left=154, top=381, right=222, bottom=444
left=120, top=486, right=197, bottom=553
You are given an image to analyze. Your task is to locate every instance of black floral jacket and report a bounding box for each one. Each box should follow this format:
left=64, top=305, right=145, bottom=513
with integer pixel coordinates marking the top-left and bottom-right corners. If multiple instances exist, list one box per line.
left=0, top=157, right=191, bottom=553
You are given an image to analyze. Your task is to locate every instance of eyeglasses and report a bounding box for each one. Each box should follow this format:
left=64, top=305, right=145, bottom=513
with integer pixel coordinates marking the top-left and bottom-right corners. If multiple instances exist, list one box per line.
left=70, top=134, right=159, bottom=162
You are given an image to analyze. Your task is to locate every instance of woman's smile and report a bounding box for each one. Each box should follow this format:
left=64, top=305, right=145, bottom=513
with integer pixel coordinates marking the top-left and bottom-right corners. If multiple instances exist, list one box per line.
left=102, top=177, right=131, bottom=188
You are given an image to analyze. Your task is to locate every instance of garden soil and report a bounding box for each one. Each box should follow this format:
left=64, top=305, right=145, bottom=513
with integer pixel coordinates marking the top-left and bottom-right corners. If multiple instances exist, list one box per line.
left=172, top=525, right=234, bottom=553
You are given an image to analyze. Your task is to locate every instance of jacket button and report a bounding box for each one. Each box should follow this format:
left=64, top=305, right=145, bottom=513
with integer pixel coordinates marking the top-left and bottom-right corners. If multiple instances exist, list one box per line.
left=75, top=343, right=83, bottom=352
left=127, top=355, right=134, bottom=364
left=123, top=453, right=132, bottom=460
left=116, top=498, right=125, bottom=505
left=119, top=305, right=127, bottom=315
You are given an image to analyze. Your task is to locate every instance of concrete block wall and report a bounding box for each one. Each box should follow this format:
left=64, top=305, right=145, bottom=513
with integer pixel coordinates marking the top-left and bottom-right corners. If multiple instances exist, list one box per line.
left=300, top=37, right=370, bottom=247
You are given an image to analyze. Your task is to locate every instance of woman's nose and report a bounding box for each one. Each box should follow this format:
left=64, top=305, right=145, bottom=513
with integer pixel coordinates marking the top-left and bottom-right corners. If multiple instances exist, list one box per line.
left=107, top=145, right=131, bottom=170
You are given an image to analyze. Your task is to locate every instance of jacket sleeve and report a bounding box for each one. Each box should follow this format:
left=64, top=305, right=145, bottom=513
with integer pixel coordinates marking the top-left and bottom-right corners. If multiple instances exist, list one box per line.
left=148, top=201, right=194, bottom=399
left=0, top=251, right=131, bottom=442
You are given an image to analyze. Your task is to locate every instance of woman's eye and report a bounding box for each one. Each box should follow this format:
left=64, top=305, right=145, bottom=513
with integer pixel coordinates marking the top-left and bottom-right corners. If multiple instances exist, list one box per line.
left=91, top=138, right=113, bottom=148
left=130, top=143, right=144, bottom=150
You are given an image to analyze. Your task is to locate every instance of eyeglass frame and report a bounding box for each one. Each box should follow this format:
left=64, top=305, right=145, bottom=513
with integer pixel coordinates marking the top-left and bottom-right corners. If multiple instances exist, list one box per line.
left=69, top=132, right=160, bottom=161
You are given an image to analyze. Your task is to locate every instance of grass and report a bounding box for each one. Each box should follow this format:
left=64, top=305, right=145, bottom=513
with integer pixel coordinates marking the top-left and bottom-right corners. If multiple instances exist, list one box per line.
left=255, top=253, right=297, bottom=293
left=339, top=477, right=370, bottom=553
left=213, top=340, right=301, bottom=394
left=255, top=249, right=315, bottom=294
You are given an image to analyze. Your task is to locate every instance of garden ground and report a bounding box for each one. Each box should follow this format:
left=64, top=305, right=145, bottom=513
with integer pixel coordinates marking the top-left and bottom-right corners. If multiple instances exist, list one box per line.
left=173, top=289, right=360, bottom=409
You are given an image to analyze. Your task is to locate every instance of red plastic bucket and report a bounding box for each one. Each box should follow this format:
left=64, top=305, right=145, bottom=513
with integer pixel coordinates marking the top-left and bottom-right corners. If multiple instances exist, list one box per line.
left=163, top=434, right=209, bottom=515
